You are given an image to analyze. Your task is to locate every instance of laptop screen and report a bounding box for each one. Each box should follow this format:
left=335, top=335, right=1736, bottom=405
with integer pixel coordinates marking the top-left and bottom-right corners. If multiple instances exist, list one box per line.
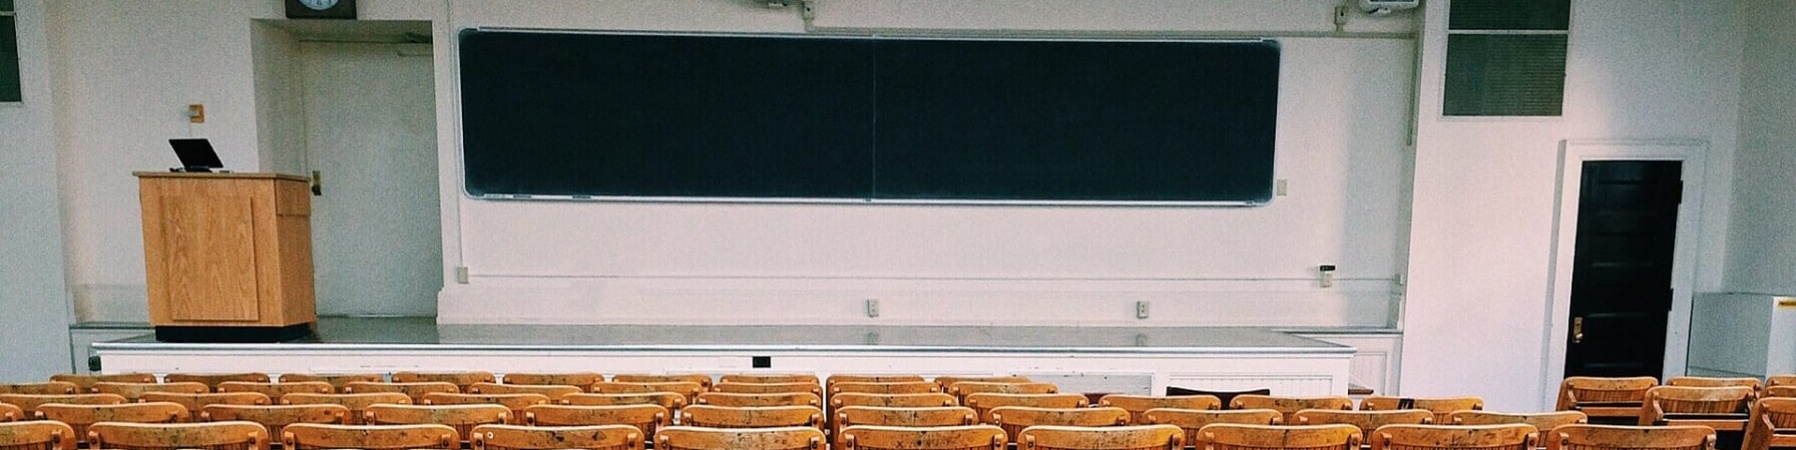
left=169, top=139, right=224, bottom=172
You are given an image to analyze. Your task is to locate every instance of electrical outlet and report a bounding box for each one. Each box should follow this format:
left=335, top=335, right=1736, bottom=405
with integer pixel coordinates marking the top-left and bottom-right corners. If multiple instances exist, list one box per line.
left=455, top=266, right=470, bottom=284
left=1276, top=179, right=1289, bottom=196
left=1136, top=301, right=1150, bottom=319
left=865, top=299, right=879, bottom=318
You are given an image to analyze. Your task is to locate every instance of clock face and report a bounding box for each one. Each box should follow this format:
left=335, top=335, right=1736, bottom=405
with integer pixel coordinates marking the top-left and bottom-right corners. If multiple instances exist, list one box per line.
left=298, top=0, right=338, bottom=10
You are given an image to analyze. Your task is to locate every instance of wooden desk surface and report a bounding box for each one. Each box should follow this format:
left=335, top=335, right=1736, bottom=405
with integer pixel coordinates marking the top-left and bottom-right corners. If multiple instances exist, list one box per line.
left=133, top=171, right=309, bottom=182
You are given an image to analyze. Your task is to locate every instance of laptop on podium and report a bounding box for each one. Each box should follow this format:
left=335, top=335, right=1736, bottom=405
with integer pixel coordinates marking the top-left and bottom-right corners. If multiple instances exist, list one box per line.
left=168, top=138, right=224, bottom=173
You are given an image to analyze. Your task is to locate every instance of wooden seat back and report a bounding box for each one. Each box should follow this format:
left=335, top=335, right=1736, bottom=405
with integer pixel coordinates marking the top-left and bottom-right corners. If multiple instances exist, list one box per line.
left=1359, top=396, right=1483, bottom=423
left=1100, top=395, right=1223, bottom=424
left=1018, top=424, right=1184, bottom=450
left=0, top=393, right=127, bottom=416
left=164, top=373, right=272, bottom=391
left=1639, top=386, right=1754, bottom=430
left=198, top=404, right=352, bottom=432
left=468, top=382, right=583, bottom=400
left=470, top=424, right=644, bottom=450
left=280, top=423, right=458, bottom=450
left=1543, top=424, right=1714, bottom=450
left=0, top=382, right=77, bottom=395
left=0, top=403, right=21, bottom=422
left=933, top=376, right=1030, bottom=391
left=0, top=420, right=77, bottom=450
left=590, top=382, right=704, bottom=404
left=1293, top=409, right=1434, bottom=438
left=990, top=407, right=1130, bottom=444
left=1368, top=424, right=1537, bottom=450
left=87, top=421, right=270, bottom=450
left=827, top=374, right=927, bottom=389
left=364, top=403, right=511, bottom=443
left=392, top=371, right=497, bottom=390
left=713, top=382, right=824, bottom=397
left=34, top=402, right=189, bottom=443
left=720, top=374, right=820, bottom=385
left=1230, top=396, right=1353, bottom=423
left=832, top=382, right=941, bottom=396
left=216, top=381, right=333, bottom=398
left=610, top=374, right=713, bottom=390
left=695, top=392, right=822, bottom=408
left=1666, top=377, right=1762, bottom=389
left=92, top=382, right=210, bottom=401
left=949, top=382, right=1057, bottom=403
left=679, top=405, right=823, bottom=429
left=50, top=373, right=156, bottom=392
left=838, top=424, right=1004, bottom=450
left=139, top=392, right=271, bottom=411
left=521, top=404, right=669, bottom=437
left=278, top=392, right=412, bottom=425
left=501, top=372, right=603, bottom=386
left=1142, top=408, right=1283, bottom=439
left=275, top=373, right=384, bottom=392
left=964, top=393, right=1088, bottom=424
left=562, top=393, right=686, bottom=411
left=653, top=425, right=823, bottom=450
left=342, top=381, right=460, bottom=403
left=1557, top=377, right=1658, bottom=419
left=1764, top=386, right=1796, bottom=398
left=1745, top=397, right=1796, bottom=450
left=1446, top=410, right=1587, bottom=431
left=1192, top=424, right=1361, bottom=450
left=832, top=393, right=957, bottom=409
left=421, top=392, right=552, bottom=422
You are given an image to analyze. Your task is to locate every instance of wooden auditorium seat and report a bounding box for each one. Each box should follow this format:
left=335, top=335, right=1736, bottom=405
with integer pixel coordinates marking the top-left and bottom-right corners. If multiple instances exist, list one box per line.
left=1230, top=395, right=1354, bottom=423
left=1764, top=386, right=1796, bottom=398
left=1542, top=425, right=1715, bottom=450
left=831, top=381, right=941, bottom=395
left=1556, top=377, right=1658, bottom=424
left=278, top=392, right=412, bottom=425
left=0, top=403, right=21, bottom=422
left=0, top=420, right=77, bottom=450
left=831, top=393, right=957, bottom=409
left=0, top=393, right=127, bottom=417
left=392, top=371, right=497, bottom=391
left=837, top=424, right=1005, bottom=450
left=1637, top=386, right=1754, bottom=431
left=948, top=382, right=1057, bottom=403
left=713, top=382, right=824, bottom=397
left=1165, top=387, right=1271, bottom=410
left=138, top=392, right=270, bottom=411
left=1666, top=377, right=1763, bottom=389
left=826, top=374, right=927, bottom=388
left=1359, top=396, right=1484, bottom=423
left=933, top=376, right=1031, bottom=391
left=654, top=426, right=824, bottom=450
left=695, top=392, right=822, bottom=408
left=198, top=404, right=352, bottom=433
left=342, top=381, right=459, bottom=403
left=964, top=393, right=1088, bottom=424
left=467, top=382, right=583, bottom=400
left=1293, top=409, right=1434, bottom=441
left=1142, top=408, right=1283, bottom=438
left=1018, top=424, right=1184, bottom=450
left=590, top=382, right=704, bottom=404
left=1744, top=397, right=1796, bottom=450
left=163, top=373, right=272, bottom=390
left=280, top=423, right=458, bottom=450
left=521, top=404, right=669, bottom=437
left=50, top=373, right=156, bottom=392
left=562, top=393, right=687, bottom=411
left=501, top=372, right=603, bottom=387
left=470, top=424, right=643, bottom=450
left=1368, top=424, right=1537, bottom=450
left=1767, top=375, right=1796, bottom=388
left=0, top=382, right=77, bottom=395
left=1445, top=410, right=1587, bottom=430
left=364, top=403, right=511, bottom=446
left=1192, top=424, right=1361, bottom=450
left=679, top=405, right=823, bottom=429
left=611, top=374, right=713, bottom=390
left=34, top=402, right=189, bottom=445
left=1099, top=394, right=1223, bottom=424
left=420, top=392, right=552, bottom=420
left=989, top=406, right=1130, bottom=444
left=86, top=421, right=271, bottom=450
left=92, top=382, right=209, bottom=401
left=275, top=373, right=383, bottom=392
left=835, top=406, right=979, bottom=428
left=720, top=374, right=820, bottom=385
left=216, top=381, right=333, bottom=398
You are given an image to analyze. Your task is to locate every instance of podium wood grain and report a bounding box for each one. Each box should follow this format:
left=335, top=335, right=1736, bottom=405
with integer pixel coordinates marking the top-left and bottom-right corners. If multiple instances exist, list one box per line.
left=137, top=172, right=315, bottom=328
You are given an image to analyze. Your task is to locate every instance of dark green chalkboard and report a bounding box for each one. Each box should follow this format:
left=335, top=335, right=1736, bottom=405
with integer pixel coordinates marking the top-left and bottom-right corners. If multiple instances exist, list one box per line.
left=458, top=30, right=1279, bottom=204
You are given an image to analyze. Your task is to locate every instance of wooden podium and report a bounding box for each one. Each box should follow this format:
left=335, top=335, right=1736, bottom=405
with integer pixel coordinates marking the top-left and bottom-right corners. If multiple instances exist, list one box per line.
left=135, top=172, right=316, bottom=342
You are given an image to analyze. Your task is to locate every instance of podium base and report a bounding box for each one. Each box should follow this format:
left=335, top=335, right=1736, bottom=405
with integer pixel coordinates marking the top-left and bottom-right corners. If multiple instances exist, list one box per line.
left=155, top=324, right=314, bottom=343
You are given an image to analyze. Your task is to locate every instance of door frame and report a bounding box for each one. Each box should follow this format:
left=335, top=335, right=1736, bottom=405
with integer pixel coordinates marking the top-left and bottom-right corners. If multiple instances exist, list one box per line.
left=1542, top=139, right=1707, bottom=406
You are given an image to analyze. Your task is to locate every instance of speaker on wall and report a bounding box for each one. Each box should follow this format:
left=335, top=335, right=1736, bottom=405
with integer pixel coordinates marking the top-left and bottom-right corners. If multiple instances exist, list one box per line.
left=285, top=0, right=356, bottom=20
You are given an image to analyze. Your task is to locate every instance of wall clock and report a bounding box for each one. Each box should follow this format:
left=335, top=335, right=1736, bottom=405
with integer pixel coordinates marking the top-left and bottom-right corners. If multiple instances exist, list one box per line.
left=285, top=0, right=356, bottom=20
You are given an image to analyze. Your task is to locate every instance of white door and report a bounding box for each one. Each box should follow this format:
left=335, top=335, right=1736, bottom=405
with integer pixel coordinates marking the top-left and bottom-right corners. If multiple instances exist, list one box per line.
left=300, top=42, right=440, bottom=316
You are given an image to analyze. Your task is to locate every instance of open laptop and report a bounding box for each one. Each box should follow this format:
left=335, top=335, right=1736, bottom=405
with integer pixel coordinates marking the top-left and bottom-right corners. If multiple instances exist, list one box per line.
left=168, top=138, right=224, bottom=172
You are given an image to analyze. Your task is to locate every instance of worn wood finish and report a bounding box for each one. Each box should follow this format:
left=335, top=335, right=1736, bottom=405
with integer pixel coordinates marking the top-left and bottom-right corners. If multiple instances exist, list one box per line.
left=828, top=375, right=927, bottom=389
left=0, top=420, right=76, bottom=450
left=51, top=374, right=156, bottom=392
left=562, top=393, right=686, bottom=411
left=590, top=382, right=704, bottom=404
left=680, top=405, right=823, bottom=429
left=1368, top=424, right=1537, bottom=450
left=696, top=392, right=822, bottom=408
left=933, top=377, right=1031, bottom=391
left=0, top=383, right=77, bottom=396
left=1192, top=424, right=1361, bottom=450
left=34, top=402, right=188, bottom=443
left=1767, top=375, right=1796, bottom=388
left=654, top=426, right=823, bottom=450
left=949, top=382, right=1057, bottom=403
left=0, top=394, right=127, bottom=416
left=992, top=407, right=1130, bottom=444
left=501, top=373, right=603, bottom=387
left=522, top=404, right=668, bottom=437
left=139, top=392, right=271, bottom=411
left=471, top=424, right=643, bottom=450
left=0, top=404, right=19, bottom=423
left=216, top=382, right=332, bottom=398
left=365, top=403, right=510, bottom=444
left=1100, top=395, right=1223, bottom=424
left=1143, top=408, right=1283, bottom=439
left=275, top=373, right=382, bottom=391
left=1638, top=386, right=1754, bottom=430
left=1556, top=377, right=1659, bottom=419
left=87, top=421, right=269, bottom=450
left=277, top=392, right=412, bottom=425
left=833, top=393, right=958, bottom=410
left=1019, top=424, right=1184, bottom=450
left=92, top=382, right=210, bottom=401
left=164, top=373, right=272, bottom=390
left=1294, top=409, right=1433, bottom=438
left=1231, top=396, right=1354, bottom=423
left=1764, top=386, right=1796, bottom=398
left=468, top=383, right=583, bottom=400
left=1666, top=377, right=1763, bottom=389
left=421, top=393, right=552, bottom=421
left=392, top=371, right=497, bottom=390
left=610, top=374, right=713, bottom=390
left=714, top=382, right=824, bottom=397
left=839, top=424, right=1004, bottom=450
left=279, top=423, right=458, bottom=450
left=833, top=382, right=942, bottom=396
left=197, top=404, right=351, bottom=434
left=837, top=406, right=979, bottom=428
left=1446, top=411, right=1587, bottom=430
left=342, top=381, right=460, bottom=403
left=1543, top=425, right=1714, bottom=450
left=1744, top=397, right=1796, bottom=450
left=965, top=393, right=1088, bottom=424
left=720, top=374, right=821, bottom=385
left=136, top=173, right=315, bottom=328
left=1359, top=397, right=1483, bottom=423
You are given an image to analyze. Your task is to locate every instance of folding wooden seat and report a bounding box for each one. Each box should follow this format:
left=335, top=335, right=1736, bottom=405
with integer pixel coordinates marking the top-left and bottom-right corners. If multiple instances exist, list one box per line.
left=468, top=382, right=583, bottom=400
left=365, top=403, right=511, bottom=446
left=948, top=382, right=1057, bottom=403
left=989, top=406, right=1130, bottom=444
left=217, top=381, right=333, bottom=398
left=1018, top=424, right=1184, bottom=450
left=838, top=424, right=1004, bottom=450
left=1359, top=396, right=1483, bottom=423
left=720, top=374, right=820, bottom=385
left=34, top=402, right=188, bottom=444
left=0, top=403, right=21, bottom=422
left=87, top=421, right=270, bottom=450
left=1142, top=408, right=1283, bottom=438
left=1292, top=409, right=1434, bottom=440
left=1768, top=375, right=1796, bottom=387
left=680, top=405, right=823, bottom=429
left=590, top=382, right=704, bottom=405
left=421, top=392, right=553, bottom=422
left=695, top=392, right=822, bottom=408
left=278, top=392, right=412, bottom=425
left=1764, top=386, right=1796, bottom=398
left=712, top=382, right=824, bottom=397
left=654, top=426, right=824, bottom=450
left=1744, top=397, right=1796, bottom=450
left=610, top=374, right=713, bottom=390
left=0, top=382, right=77, bottom=395
left=0, top=420, right=77, bottom=450
left=1368, top=424, right=1537, bottom=450
left=198, top=404, right=352, bottom=435
left=1542, top=424, right=1714, bottom=450
left=50, top=373, right=156, bottom=392
left=562, top=393, right=686, bottom=411
left=1099, top=394, right=1223, bottom=424
left=1637, top=386, right=1754, bottom=432
left=1666, top=377, right=1762, bottom=389
left=1556, top=377, right=1658, bottom=424
left=92, top=382, right=209, bottom=401
left=470, top=424, right=644, bottom=450
left=139, top=392, right=270, bottom=411
left=342, top=381, right=459, bottom=403
left=1445, top=410, right=1587, bottom=430
left=275, top=373, right=383, bottom=392
left=0, top=393, right=126, bottom=417
left=831, top=381, right=941, bottom=396
left=826, top=374, right=926, bottom=389
left=932, top=376, right=1030, bottom=391
left=964, top=393, right=1088, bottom=424
left=835, top=406, right=978, bottom=428
left=1192, top=424, right=1361, bottom=450
left=1230, top=395, right=1354, bottom=423
left=832, top=393, right=957, bottom=410
left=501, top=372, right=603, bottom=386
left=522, top=404, right=668, bottom=438
left=164, top=373, right=272, bottom=391
left=280, top=423, right=458, bottom=450
left=392, top=371, right=497, bottom=391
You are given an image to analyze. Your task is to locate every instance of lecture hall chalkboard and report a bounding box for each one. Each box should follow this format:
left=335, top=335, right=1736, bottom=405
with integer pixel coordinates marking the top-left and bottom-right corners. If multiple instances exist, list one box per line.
left=458, top=30, right=1280, bottom=205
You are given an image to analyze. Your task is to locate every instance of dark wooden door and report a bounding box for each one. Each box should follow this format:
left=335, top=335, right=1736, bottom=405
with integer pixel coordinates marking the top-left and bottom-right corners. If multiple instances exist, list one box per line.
left=1564, top=161, right=1682, bottom=378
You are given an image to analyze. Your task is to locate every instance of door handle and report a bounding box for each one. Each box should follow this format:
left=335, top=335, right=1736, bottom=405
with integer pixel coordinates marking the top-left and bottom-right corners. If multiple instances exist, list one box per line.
left=311, top=170, right=323, bottom=196
left=1572, top=316, right=1584, bottom=344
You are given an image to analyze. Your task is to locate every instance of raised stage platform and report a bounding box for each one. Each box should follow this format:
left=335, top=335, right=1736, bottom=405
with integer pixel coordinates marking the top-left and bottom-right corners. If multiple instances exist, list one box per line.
left=93, top=317, right=1356, bottom=396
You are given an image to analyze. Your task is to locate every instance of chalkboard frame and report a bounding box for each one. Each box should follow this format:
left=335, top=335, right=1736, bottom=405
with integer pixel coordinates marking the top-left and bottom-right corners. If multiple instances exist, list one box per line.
left=456, top=28, right=1280, bottom=207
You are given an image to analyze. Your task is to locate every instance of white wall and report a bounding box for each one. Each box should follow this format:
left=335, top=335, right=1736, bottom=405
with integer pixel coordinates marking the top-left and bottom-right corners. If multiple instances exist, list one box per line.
left=1726, top=0, right=1796, bottom=295
left=437, top=0, right=1419, bottom=326
left=1402, top=1, right=1743, bottom=411
left=0, top=0, right=74, bottom=381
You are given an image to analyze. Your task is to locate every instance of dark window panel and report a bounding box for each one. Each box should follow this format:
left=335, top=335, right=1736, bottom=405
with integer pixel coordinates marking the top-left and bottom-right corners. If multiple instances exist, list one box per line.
left=1444, top=34, right=1567, bottom=116
left=0, top=16, right=20, bottom=102
left=1448, top=0, right=1572, bottom=31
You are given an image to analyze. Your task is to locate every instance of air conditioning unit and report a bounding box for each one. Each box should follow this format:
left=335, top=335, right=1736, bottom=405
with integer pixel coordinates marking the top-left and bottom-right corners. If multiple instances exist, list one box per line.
left=1359, top=0, right=1420, bottom=16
